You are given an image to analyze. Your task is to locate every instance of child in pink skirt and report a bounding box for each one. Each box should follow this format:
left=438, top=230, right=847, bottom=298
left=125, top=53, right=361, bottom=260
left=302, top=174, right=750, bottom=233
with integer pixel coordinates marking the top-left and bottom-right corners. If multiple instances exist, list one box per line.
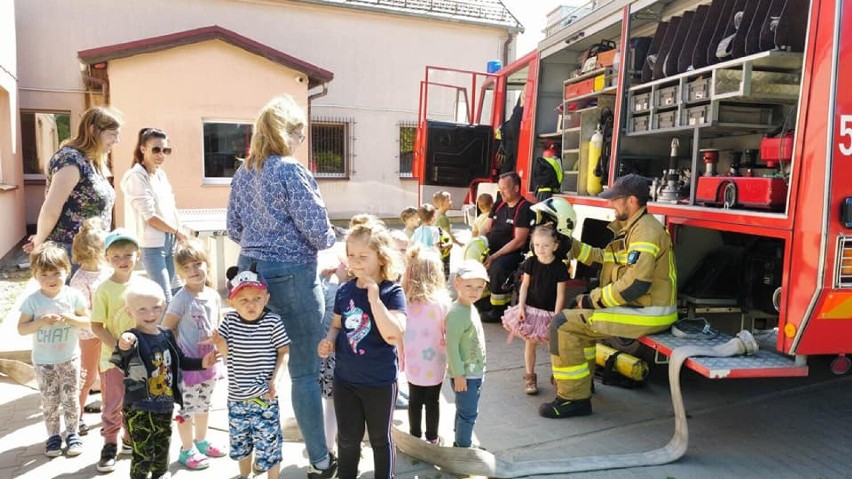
left=502, top=224, right=569, bottom=395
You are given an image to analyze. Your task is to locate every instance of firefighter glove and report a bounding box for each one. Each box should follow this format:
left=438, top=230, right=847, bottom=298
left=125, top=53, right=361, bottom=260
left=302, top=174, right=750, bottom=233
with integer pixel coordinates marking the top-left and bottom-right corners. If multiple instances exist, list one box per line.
left=569, top=294, right=594, bottom=309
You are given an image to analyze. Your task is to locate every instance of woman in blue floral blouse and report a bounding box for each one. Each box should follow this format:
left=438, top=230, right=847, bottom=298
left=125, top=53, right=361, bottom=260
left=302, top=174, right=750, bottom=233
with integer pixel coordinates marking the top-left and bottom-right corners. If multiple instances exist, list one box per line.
left=227, top=94, right=338, bottom=477
left=25, top=107, right=122, bottom=267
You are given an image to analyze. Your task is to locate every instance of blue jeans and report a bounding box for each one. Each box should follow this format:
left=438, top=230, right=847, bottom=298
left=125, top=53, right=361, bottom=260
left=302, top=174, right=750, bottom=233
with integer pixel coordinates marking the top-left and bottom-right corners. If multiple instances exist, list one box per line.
left=140, top=233, right=178, bottom=303
left=453, top=377, right=482, bottom=448
left=238, top=255, right=330, bottom=466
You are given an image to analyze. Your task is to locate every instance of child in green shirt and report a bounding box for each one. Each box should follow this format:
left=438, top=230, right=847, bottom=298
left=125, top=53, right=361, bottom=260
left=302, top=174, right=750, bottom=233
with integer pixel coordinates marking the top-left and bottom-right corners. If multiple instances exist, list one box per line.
left=445, top=260, right=488, bottom=448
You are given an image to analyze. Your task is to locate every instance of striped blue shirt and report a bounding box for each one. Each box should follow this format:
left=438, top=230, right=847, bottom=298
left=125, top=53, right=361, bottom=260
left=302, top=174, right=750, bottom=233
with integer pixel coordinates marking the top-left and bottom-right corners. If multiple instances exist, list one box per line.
left=227, top=156, right=336, bottom=263
left=218, top=308, right=290, bottom=401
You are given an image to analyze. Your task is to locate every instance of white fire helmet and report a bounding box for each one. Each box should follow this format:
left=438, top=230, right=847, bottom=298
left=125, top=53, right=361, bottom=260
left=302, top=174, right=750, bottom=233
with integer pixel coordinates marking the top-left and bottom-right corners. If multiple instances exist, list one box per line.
left=530, top=197, right=577, bottom=237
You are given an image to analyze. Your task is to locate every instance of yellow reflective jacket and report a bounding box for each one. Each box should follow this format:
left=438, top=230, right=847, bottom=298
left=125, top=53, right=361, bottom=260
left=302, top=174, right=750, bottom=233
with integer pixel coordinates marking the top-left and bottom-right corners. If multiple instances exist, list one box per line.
left=570, top=207, right=676, bottom=309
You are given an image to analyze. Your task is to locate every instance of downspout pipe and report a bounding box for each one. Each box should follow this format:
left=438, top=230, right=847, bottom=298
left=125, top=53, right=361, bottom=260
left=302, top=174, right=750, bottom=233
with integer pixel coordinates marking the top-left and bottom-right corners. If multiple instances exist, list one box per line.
left=307, top=82, right=329, bottom=169
left=502, top=31, right=515, bottom=67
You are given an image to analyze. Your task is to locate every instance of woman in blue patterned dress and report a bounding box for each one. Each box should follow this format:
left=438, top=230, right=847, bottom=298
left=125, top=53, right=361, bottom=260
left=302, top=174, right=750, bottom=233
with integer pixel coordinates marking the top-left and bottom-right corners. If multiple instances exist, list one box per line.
left=24, top=107, right=122, bottom=267
left=226, top=94, right=338, bottom=478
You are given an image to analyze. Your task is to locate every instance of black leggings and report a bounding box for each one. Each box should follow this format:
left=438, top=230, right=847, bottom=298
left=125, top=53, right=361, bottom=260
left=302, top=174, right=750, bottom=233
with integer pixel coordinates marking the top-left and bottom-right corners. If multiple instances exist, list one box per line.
left=407, top=383, right=442, bottom=441
left=333, top=379, right=397, bottom=479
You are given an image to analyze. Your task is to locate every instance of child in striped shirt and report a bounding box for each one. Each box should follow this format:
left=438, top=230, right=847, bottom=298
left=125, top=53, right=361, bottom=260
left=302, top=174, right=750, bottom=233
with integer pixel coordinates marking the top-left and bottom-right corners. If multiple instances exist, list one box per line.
left=207, top=266, right=290, bottom=479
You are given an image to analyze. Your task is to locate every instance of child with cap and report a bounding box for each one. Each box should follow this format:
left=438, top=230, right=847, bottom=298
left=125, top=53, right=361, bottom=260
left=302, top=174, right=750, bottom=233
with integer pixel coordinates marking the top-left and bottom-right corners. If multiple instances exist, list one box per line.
left=206, top=266, right=290, bottom=479
left=445, top=260, right=489, bottom=448
left=90, top=228, right=143, bottom=472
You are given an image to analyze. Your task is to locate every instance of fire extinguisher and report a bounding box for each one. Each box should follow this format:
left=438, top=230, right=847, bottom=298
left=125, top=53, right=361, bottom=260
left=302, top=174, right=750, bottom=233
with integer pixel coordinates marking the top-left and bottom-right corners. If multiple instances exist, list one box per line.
left=587, top=124, right=604, bottom=195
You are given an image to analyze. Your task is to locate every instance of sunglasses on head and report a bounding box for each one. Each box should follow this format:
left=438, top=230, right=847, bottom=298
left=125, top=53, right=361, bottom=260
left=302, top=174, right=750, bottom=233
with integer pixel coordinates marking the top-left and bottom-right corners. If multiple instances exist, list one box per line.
left=149, top=146, right=172, bottom=155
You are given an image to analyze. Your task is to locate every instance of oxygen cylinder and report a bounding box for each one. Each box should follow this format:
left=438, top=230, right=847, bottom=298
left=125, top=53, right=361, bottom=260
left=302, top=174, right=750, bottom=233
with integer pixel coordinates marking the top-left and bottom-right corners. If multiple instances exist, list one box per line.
left=587, top=125, right=604, bottom=195
left=596, top=343, right=649, bottom=382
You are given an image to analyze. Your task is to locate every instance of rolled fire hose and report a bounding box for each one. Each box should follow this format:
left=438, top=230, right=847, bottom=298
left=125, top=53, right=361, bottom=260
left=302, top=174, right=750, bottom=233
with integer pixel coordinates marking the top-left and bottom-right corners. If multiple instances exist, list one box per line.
left=392, top=330, right=759, bottom=477
left=596, top=343, right=648, bottom=382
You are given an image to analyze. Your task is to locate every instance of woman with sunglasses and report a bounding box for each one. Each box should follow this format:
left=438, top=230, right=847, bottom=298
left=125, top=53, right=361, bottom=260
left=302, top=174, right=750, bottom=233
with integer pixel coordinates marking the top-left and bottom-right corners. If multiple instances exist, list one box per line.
left=121, top=127, right=186, bottom=302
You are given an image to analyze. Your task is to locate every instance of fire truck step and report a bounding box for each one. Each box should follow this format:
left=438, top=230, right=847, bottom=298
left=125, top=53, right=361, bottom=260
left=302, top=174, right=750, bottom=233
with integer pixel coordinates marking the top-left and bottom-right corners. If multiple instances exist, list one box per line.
left=639, top=331, right=808, bottom=379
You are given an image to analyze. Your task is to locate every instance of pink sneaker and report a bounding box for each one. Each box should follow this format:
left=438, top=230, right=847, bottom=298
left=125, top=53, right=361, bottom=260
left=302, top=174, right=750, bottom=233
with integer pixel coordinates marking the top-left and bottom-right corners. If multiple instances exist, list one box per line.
left=195, top=440, right=227, bottom=458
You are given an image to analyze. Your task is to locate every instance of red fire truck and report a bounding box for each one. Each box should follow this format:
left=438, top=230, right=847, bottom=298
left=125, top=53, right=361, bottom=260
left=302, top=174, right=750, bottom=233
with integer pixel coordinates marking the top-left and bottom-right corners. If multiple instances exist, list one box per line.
left=414, top=0, right=852, bottom=379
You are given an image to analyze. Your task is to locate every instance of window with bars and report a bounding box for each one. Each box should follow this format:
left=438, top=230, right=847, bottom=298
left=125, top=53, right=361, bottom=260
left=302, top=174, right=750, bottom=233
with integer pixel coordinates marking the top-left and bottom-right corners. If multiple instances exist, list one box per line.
left=21, top=111, right=72, bottom=179
left=311, top=117, right=352, bottom=178
left=202, top=122, right=253, bottom=182
left=398, top=121, right=416, bottom=178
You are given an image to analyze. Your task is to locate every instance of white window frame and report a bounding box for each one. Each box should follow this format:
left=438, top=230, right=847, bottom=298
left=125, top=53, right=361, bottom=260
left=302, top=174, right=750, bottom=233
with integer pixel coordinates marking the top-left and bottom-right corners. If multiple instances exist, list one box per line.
left=201, top=119, right=253, bottom=185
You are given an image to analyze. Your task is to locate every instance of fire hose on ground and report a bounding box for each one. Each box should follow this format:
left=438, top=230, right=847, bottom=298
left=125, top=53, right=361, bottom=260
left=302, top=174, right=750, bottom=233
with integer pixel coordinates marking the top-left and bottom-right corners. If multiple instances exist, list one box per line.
left=391, top=330, right=759, bottom=478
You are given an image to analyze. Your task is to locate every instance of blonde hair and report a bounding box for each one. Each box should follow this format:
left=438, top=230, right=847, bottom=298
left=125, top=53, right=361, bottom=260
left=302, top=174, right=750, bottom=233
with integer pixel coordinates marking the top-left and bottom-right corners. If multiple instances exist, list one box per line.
left=432, top=191, right=451, bottom=207
left=399, top=207, right=418, bottom=222
left=62, top=106, right=123, bottom=175
left=30, top=241, right=71, bottom=276
left=123, top=278, right=166, bottom=305
left=345, top=223, right=402, bottom=282
left=71, top=217, right=106, bottom=265
left=245, top=94, right=306, bottom=170
left=174, top=239, right=213, bottom=286
left=349, top=214, right=383, bottom=228
left=417, top=203, right=436, bottom=223
left=402, top=245, right=448, bottom=303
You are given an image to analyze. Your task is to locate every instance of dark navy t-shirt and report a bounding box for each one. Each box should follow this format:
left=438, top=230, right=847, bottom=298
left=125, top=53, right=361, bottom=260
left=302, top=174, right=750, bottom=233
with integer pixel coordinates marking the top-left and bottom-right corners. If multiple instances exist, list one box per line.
left=333, top=279, right=407, bottom=387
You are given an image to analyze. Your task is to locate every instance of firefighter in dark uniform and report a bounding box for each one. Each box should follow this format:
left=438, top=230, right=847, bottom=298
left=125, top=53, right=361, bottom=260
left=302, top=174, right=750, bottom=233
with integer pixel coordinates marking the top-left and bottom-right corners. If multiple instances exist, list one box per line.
left=532, top=146, right=563, bottom=202
left=537, top=174, right=678, bottom=418
left=481, top=172, right=535, bottom=322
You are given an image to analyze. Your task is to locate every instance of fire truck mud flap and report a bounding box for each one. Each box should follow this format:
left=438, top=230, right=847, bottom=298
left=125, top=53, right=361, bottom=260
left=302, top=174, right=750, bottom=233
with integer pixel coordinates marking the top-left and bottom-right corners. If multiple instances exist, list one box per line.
left=392, top=331, right=760, bottom=477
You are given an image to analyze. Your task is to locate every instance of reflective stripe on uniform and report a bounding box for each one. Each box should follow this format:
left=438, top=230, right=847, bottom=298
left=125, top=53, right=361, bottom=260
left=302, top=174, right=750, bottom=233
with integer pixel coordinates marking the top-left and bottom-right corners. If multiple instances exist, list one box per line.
left=577, top=243, right=592, bottom=263
left=491, top=293, right=511, bottom=306
left=601, top=285, right=619, bottom=308
left=668, top=251, right=677, bottom=304
left=537, top=187, right=553, bottom=192
left=583, top=347, right=596, bottom=360
left=590, top=305, right=678, bottom=327
left=552, top=363, right=590, bottom=381
left=629, top=241, right=660, bottom=256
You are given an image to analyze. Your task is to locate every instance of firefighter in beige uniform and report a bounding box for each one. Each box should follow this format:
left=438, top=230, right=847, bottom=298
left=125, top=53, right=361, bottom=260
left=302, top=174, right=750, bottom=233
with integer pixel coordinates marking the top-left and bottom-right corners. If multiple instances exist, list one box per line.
left=536, top=174, right=677, bottom=419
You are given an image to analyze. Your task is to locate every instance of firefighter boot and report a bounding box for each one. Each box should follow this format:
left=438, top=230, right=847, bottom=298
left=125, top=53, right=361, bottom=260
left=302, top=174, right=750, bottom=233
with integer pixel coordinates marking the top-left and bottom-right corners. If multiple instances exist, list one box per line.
left=538, top=397, right=592, bottom=419
left=481, top=304, right=507, bottom=323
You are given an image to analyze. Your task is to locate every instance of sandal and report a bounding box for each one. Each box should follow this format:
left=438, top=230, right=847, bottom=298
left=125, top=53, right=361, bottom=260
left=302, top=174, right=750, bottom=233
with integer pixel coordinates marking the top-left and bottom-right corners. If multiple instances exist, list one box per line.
left=179, top=447, right=210, bottom=470
left=195, top=439, right=227, bottom=458
left=524, top=373, right=538, bottom=395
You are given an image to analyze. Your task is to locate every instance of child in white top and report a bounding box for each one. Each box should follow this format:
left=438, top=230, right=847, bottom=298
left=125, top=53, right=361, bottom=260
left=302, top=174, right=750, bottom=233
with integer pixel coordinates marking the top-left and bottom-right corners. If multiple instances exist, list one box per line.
left=68, top=218, right=112, bottom=436
left=18, top=242, right=90, bottom=457
left=401, top=246, right=451, bottom=445
left=502, top=224, right=569, bottom=395
left=162, top=239, right=226, bottom=469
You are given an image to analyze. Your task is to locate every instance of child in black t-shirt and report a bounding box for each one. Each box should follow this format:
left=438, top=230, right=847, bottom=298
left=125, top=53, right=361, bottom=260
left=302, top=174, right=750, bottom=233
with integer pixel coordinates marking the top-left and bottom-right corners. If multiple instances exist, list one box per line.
left=502, top=224, right=569, bottom=395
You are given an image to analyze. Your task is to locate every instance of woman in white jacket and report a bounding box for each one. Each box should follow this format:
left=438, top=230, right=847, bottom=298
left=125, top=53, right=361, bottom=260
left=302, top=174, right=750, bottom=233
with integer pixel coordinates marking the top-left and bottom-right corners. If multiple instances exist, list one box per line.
left=121, top=128, right=186, bottom=302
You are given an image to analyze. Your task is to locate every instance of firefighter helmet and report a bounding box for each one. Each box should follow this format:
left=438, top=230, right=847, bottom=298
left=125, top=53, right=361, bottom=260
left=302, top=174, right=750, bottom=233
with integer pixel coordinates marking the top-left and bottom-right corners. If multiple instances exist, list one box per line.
left=530, top=197, right=577, bottom=237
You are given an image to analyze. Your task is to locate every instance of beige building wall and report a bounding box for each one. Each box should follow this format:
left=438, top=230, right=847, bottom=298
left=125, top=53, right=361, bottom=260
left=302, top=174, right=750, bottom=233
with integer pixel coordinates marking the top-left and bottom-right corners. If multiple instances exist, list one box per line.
left=108, top=40, right=309, bottom=231
left=15, top=0, right=513, bottom=229
left=0, top=0, right=26, bottom=256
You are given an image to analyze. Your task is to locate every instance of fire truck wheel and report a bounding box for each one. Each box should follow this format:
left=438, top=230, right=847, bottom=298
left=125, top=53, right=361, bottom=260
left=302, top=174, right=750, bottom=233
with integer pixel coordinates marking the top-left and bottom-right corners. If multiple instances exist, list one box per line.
left=830, top=354, right=851, bottom=375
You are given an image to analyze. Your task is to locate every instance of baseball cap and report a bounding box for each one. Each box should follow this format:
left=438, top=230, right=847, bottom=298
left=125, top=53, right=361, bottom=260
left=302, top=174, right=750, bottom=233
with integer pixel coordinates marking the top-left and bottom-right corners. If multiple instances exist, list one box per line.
left=104, top=228, right=139, bottom=250
left=228, top=269, right=268, bottom=299
left=455, top=260, right=489, bottom=282
left=599, top=174, right=651, bottom=202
